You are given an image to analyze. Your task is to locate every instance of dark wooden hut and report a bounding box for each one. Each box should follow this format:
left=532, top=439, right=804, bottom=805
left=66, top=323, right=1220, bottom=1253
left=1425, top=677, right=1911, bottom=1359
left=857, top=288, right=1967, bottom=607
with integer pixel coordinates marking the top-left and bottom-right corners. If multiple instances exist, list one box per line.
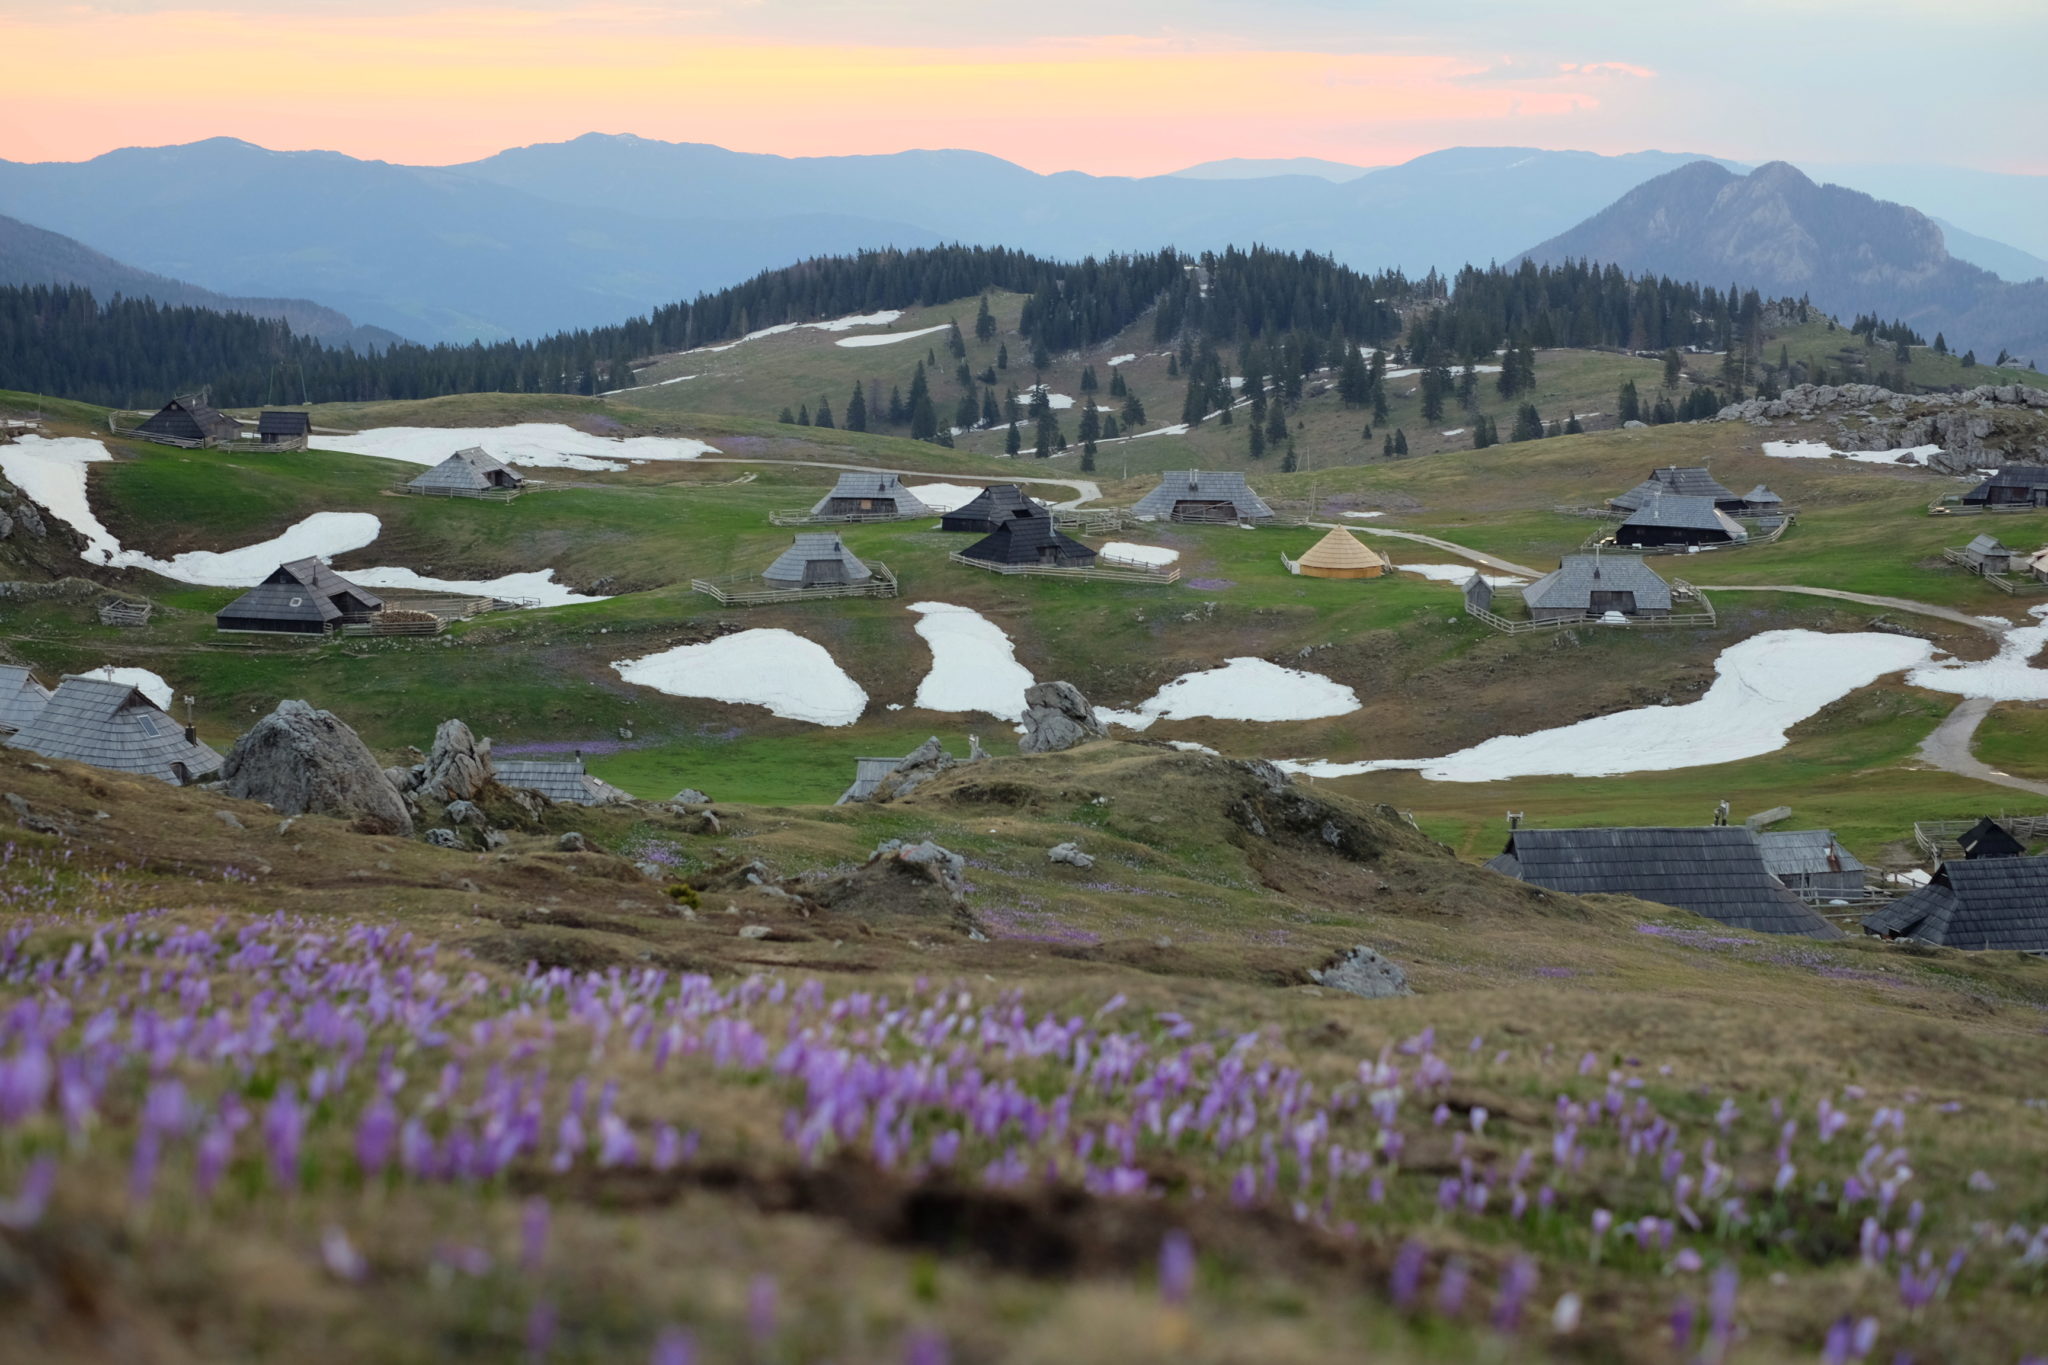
left=1521, top=554, right=1672, bottom=621
left=215, top=559, right=383, bottom=634
left=941, top=484, right=1037, bottom=533
left=136, top=395, right=240, bottom=446
left=808, top=473, right=931, bottom=519
left=961, top=507, right=1097, bottom=569
left=1615, top=494, right=1748, bottom=549
left=257, top=410, right=312, bottom=447
left=1861, top=856, right=2048, bottom=950
left=1963, top=468, right=2048, bottom=508
left=1959, top=817, right=2025, bottom=860
left=1608, top=466, right=1743, bottom=512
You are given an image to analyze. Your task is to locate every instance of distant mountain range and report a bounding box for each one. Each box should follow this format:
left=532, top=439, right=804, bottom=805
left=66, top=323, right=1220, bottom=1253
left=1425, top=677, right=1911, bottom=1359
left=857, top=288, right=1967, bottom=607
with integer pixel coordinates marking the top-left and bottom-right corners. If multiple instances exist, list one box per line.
left=0, top=136, right=2042, bottom=351
left=0, top=212, right=400, bottom=351
left=1521, top=161, right=2048, bottom=360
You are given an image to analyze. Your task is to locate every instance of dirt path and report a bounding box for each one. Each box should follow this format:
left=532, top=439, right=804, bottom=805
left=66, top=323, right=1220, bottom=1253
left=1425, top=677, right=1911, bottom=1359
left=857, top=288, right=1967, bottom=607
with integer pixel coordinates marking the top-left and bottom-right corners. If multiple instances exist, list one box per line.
left=1327, top=525, right=1543, bottom=578
left=1916, top=697, right=2048, bottom=799
left=688, top=457, right=1102, bottom=509
left=1694, top=584, right=2006, bottom=636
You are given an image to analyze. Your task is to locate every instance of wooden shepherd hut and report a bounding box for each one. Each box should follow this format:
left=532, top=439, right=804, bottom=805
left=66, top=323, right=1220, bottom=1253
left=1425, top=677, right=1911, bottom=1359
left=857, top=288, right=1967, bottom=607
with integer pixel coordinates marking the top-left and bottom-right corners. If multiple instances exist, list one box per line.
left=1521, top=553, right=1672, bottom=621
left=1609, top=466, right=1743, bottom=512
left=215, top=559, right=384, bottom=634
left=1132, top=471, right=1274, bottom=523
left=495, top=756, right=629, bottom=805
left=1615, top=494, right=1748, bottom=549
left=961, top=506, right=1097, bottom=569
left=5, top=674, right=222, bottom=785
left=1756, top=828, right=1868, bottom=897
left=808, top=473, right=931, bottom=520
left=1293, top=527, right=1386, bottom=578
left=1963, top=467, right=2048, bottom=509
left=1958, top=817, right=2026, bottom=860
left=256, top=410, right=312, bottom=448
left=135, top=395, right=241, bottom=446
left=941, top=484, right=1038, bottom=533
left=1957, top=534, right=2014, bottom=575
left=408, top=447, right=527, bottom=496
left=762, top=534, right=874, bottom=588
left=1862, top=856, right=2048, bottom=951
left=1486, top=826, right=1844, bottom=938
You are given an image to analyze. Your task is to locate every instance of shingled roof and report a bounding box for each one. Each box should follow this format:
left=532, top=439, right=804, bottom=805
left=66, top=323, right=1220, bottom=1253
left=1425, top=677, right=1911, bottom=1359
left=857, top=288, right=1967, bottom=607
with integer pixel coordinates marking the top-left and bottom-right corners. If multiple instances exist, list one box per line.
left=941, top=483, right=1038, bottom=532
left=494, top=758, right=629, bottom=805
left=408, top=446, right=524, bottom=492
left=1131, top=471, right=1275, bottom=521
left=960, top=507, right=1098, bottom=567
left=762, top=533, right=874, bottom=585
left=1485, top=826, right=1845, bottom=938
left=257, top=410, right=312, bottom=440
left=1742, top=484, right=1783, bottom=507
left=0, top=666, right=52, bottom=736
left=1620, top=494, right=1748, bottom=538
left=5, top=675, right=222, bottom=784
left=1609, top=466, right=1741, bottom=510
left=1959, top=817, right=2025, bottom=860
left=1756, top=828, right=1868, bottom=879
left=808, top=472, right=930, bottom=517
left=216, top=559, right=384, bottom=632
left=1861, top=857, right=2048, bottom=950
left=1522, top=553, right=1673, bottom=612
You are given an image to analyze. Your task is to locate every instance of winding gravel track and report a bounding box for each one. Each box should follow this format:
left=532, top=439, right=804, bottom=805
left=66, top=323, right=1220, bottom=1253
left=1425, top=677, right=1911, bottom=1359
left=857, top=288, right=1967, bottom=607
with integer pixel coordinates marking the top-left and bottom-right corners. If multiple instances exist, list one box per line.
left=1916, top=698, right=2048, bottom=799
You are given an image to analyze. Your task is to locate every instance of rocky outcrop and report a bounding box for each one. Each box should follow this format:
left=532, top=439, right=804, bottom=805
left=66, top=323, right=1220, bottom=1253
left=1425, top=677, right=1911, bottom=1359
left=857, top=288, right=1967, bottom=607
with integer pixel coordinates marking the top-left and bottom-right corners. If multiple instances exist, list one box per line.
left=1047, top=842, right=1095, bottom=868
left=807, top=837, right=981, bottom=936
left=1309, top=945, right=1412, bottom=999
left=1716, top=382, right=2048, bottom=471
left=220, top=700, right=413, bottom=836
left=1018, top=682, right=1107, bottom=754
left=868, top=737, right=958, bottom=802
left=410, top=720, right=494, bottom=803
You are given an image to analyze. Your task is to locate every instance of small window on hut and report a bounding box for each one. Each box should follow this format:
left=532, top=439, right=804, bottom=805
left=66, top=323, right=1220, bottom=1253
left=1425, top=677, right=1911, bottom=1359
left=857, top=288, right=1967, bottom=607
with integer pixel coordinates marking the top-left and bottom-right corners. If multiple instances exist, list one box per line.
left=136, top=713, right=160, bottom=737
left=289, top=596, right=304, bottom=607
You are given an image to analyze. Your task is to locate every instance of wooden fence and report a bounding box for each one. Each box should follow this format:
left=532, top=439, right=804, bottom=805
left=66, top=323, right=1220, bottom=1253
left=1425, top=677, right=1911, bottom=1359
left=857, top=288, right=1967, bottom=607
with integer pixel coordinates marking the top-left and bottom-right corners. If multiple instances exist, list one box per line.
left=97, top=598, right=152, bottom=627
left=1928, top=496, right=2045, bottom=517
left=769, top=508, right=928, bottom=527
left=1465, top=580, right=1716, bottom=635
left=1941, top=546, right=2048, bottom=595
left=1053, top=507, right=1131, bottom=533
left=340, top=617, right=448, bottom=637
left=1914, top=815, right=2048, bottom=861
left=391, top=483, right=524, bottom=501
left=691, top=562, right=900, bottom=606
left=108, top=415, right=304, bottom=452
left=946, top=550, right=1180, bottom=585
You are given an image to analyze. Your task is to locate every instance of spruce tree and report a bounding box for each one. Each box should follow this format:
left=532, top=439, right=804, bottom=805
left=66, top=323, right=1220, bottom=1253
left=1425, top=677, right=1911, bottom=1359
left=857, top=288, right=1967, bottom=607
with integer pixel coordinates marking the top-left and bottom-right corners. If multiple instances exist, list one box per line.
left=908, top=361, right=937, bottom=440
left=1338, top=344, right=1370, bottom=406
left=1077, top=402, right=1100, bottom=446
left=815, top=396, right=834, bottom=429
left=1079, top=365, right=1098, bottom=393
left=797, top=402, right=811, bottom=426
left=1109, top=368, right=1127, bottom=398
left=954, top=393, right=978, bottom=430
left=1034, top=411, right=1056, bottom=458
left=1617, top=379, right=1641, bottom=424
left=1121, top=391, right=1146, bottom=426
left=1392, top=428, right=1408, bottom=456
left=1281, top=439, right=1298, bottom=473
left=1248, top=421, right=1265, bottom=460
left=947, top=320, right=967, bottom=359
left=1081, top=443, right=1095, bottom=472
left=1382, top=434, right=1394, bottom=457
left=1510, top=403, right=1543, bottom=442
left=887, top=385, right=906, bottom=425
left=778, top=406, right=796, bottom=424
left=1663, top=348, right=1682, bottom=388
left=954, top=360, right=973, bottom=390
left=974, top=295, right=996, bottom=343
left=981, top=387, right=1000, bottom=428
left=1264, top=398, right=1287, bottom=446
left=1031, top=338, right=1051, bottom=370
left=997, top=343, right=1009, bottom=370
left=1102, top=415, right=1119, bottom=440
left=1005, top=419, right=1021, bottom=456
left=1564, top=411, right=1583, bottom=435
left=1458, top=359, right=1478, bottom=410
left=845, top=383, right=867, bottom=432
left=1421, top=369, right=1445, bottom=422
left=1471, top=419, right=1492, bottom=450
left=1181, top=378, right=1208, bottom=428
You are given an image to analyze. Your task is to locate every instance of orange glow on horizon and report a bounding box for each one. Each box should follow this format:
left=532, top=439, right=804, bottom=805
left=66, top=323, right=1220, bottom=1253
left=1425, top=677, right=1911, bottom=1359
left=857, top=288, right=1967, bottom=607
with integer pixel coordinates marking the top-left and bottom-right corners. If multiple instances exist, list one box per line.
left=0, top=8, right=1658, bottom=173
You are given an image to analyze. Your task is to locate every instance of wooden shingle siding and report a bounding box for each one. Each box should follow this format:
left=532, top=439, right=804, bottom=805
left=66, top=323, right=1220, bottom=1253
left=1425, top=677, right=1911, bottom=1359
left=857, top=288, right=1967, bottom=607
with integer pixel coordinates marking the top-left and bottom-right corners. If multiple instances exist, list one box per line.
left=1862, top=856, right=2048, bottom=950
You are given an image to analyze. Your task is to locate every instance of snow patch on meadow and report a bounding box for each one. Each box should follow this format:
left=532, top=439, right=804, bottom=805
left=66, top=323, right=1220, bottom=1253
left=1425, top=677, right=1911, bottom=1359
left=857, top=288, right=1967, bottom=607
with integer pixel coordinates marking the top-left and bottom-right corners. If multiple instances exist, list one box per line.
left=903, top=484, right=990, bottom=514
left=836, top=324, right=952, bottom=350
left=1099, top=542, right=1179, bottom=568
left=346, top=567, right=607, bottom=607
left=906, top=602, right=1035, bottom=720
left=1100, top=658, right=1360, bottom=732
left=611, top=630, right=868, bottom=726
left=1908, top=604, right=2048, bottom=700
left=1398, top=562, right=1528, bottom=587
left=1107, top=354, right=1137, bottom=366
left=320, top=424, right=717, bottom=471
left=1278, top=630, right=1934, bottom=782
left=1761, top=440, right=1943, bottom=465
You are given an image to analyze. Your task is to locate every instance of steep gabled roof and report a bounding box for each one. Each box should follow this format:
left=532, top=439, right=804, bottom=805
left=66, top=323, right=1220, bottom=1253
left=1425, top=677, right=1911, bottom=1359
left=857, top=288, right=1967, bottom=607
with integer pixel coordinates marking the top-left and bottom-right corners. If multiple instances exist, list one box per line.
left=1976, top=467, right=2048, bottom=489
left=0, top=666, right=52, bottom=736
left=1742, top=484, right=1783, bottom=506
left=1959, top=817, right=2025, bottom=860
left=762, top=533, right=874, bottom=584
left=257, top=410, right=312, bottom=439
left=409, top=446, right=521, bottom=491
left=1756, top=828, right=1867, bottom=878
left=5, top=675, right=222, bottom=784
left=809, top=472, right=930, bottom=515
left=1131, top=471, right=1275, bottom=520
left=1962, top=533, right=2010, bottom=556
left=1296, top=526, right=1386, bottom=570
left=1620, top=494, right=1747, bottom=537
left=943, top=483, right=1037, bottom=525
left=1522, top=553, right=1673, bottom=611
left=217, top=558, right=383, bottom=626
left=961, top=506, right=1097, bottom=566
left=1861, top=857, right=2048, bottom=950
left=1486, top=826, right=1844, bottom=938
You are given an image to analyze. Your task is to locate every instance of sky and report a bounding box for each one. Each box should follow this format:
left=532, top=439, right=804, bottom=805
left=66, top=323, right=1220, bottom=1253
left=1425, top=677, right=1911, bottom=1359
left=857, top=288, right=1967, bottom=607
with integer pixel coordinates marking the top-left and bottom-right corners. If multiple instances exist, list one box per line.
left=2, top=1, right=2043, bottom=174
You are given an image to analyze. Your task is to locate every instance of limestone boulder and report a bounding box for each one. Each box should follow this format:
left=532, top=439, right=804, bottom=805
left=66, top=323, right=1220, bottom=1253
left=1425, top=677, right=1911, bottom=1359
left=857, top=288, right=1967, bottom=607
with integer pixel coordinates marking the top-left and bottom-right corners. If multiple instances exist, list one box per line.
left=221, top=700, right=413, bottom=836
left=1018, top=682, right=1106, bottom=754
left=414, top=719, right=494, bottom=803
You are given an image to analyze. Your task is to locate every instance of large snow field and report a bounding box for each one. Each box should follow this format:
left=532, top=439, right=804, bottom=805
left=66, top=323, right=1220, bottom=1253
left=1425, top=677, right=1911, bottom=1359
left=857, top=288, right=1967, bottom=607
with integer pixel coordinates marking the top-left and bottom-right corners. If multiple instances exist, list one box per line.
left=1277, top=630, right=1935, bottom=782
left=611, top=630, right=868, bottom=726
left=1908, top=604, right=2048, bottom=700
left=145, top=513, right=383, bottom=586
left=318, top=424, right=718, bottom=472
left=0, top=436, right=123, bottom=561
left=694, top=312, right=910, bottom=354
left=1100, top=658, right=1361, bottom=730
left=1760, top=440, right=1943, bottom=465
left=906, top=603, right=1035, bottom=720
left=1398, top=562, right=1528, bottom=587
left=1098, top=542, right=1179, bottom=567
left=836, top=324, right=953, bottom=350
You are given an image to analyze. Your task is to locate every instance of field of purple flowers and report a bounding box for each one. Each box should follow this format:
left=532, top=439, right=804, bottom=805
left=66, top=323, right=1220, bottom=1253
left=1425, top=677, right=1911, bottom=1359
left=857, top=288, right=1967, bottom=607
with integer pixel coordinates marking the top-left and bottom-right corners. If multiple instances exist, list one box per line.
left=3, top=819, right=2045, bottom=1363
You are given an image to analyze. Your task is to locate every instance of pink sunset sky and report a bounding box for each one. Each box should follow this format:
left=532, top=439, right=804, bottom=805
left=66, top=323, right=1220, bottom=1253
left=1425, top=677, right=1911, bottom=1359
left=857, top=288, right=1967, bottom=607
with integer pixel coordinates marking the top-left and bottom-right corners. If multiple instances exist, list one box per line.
left=2, top=1, right=2042, bottom=173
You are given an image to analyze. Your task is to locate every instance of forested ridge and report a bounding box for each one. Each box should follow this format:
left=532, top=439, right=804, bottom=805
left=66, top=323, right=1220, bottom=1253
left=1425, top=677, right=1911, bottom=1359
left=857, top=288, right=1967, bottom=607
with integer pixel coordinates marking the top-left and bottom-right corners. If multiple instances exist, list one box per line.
left=0, top=244, right=1806, bottom=410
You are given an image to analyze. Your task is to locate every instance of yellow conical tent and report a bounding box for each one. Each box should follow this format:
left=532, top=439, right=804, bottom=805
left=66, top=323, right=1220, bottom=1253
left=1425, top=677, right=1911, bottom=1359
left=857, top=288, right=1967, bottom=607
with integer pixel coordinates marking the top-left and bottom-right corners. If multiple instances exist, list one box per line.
left=1295, top=527, right=1387, bottom=579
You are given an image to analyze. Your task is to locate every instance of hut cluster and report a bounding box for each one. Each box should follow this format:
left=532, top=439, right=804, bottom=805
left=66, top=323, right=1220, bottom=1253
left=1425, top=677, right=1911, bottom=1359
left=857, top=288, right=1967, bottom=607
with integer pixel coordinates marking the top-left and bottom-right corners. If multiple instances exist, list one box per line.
left=1952, top=533, right=2048, bottom=584
left=133, top=395, right=311, bottom=451
left=0, top=667, right=219, bottom=786
left=1864, top=819, right=2048, bottom=950
left=1604, top=466, right=1781, bottom=550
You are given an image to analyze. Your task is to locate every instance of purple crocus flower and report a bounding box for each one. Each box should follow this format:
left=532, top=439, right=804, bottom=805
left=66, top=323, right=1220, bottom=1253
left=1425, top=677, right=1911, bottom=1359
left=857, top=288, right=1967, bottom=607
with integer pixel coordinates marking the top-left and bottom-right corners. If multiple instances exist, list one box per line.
left=0, top=1155, right=55, bottom=1229
left=1436, top=1258, right=1469, bottom=1315
left=902, top=1329, right=949, bottom=1365
left=1390, top=1240, right=1426, bottom=1310
left=1159, top=1229, right=1196, bottom=1306
left=650, top=1327, right=696, bottom=1365
left=520, top=1197, right=550, bottom=1275
left=263, top=1085, right=305, bottom=1190
left=357, top=1095, right=398, bottom=1179
left=526, top=1301, right=557, bottom=1362
left=748, top=1275, right=778, bottom=1343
